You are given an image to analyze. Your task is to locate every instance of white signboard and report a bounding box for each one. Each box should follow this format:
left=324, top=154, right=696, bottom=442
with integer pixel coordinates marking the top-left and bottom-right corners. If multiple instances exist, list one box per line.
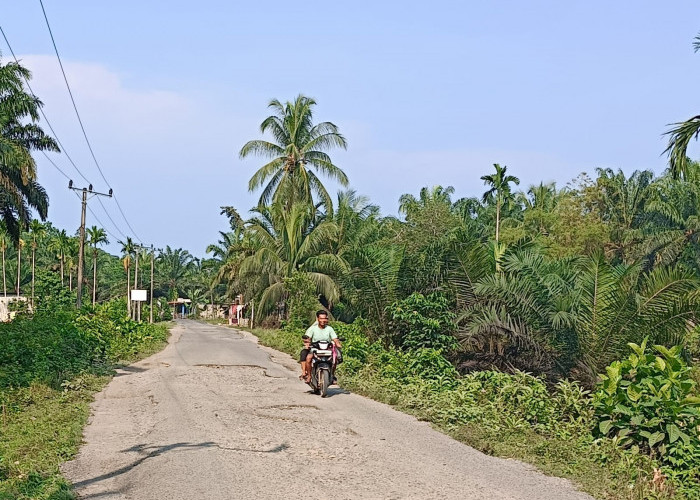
left=130, top=289, right=148, bottom=302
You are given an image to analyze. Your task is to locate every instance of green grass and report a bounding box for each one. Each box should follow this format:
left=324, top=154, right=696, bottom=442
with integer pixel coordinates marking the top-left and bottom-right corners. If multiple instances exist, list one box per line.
left=250, top=326, right=680, bottom=500
left=0, top=321, right=170, bottom=500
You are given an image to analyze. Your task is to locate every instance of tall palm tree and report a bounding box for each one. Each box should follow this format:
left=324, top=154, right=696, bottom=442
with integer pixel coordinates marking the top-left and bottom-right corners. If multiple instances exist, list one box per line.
left=156, top=246, right=194, bottom=300
left=663, top=33, right=700, bottom=179
left=120, top=237, right=135, bottom=316
left=0, top=58, right=57, bottom=242
left=86, top=226, right=108, bottom=306
left=47, top=229, right=69, bottom=285
left=28, top=219, right=45, bottom=302
left=240, top=95, right=348, bottom=210
left=0, top=228, right=8, bottom=297
left=481, top=163, right=520, bottom=244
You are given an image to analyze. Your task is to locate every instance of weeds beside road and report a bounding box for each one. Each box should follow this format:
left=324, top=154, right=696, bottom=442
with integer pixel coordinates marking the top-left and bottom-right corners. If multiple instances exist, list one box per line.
left=0, top=302, right=170, bottom=500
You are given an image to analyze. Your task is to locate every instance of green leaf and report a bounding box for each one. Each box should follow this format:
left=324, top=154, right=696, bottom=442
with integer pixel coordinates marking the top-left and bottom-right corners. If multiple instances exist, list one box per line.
left=599, top=420, right=613, bottom=435
left=626, top=384, right=642, bottom=402
left=647, top=431, right=665, bottom=448
left=654, top=357, right=666, bottom=371
left=667, top=423, right=681, bottom=444
left=654, top=344, right=673, bottom=359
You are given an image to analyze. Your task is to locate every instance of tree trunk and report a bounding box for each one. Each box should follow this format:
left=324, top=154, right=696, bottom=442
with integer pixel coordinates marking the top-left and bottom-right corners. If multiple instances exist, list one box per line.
left=60, top=253, right=64, bottom=285
left=16, top=246, right=21, bottom=296
left=2, top=248, right=6, bottom=298
left=92, top=248, right=97, bottom=306
left=31, top=248, right=35, bottom=302
left=126, top=267, right=131, bottom=317
left=495, top=201, right=501, bottom=244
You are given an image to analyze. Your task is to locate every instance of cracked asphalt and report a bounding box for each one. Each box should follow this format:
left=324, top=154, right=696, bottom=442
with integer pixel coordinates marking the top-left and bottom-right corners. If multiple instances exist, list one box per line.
left=61, top=319, right=593, bottom=500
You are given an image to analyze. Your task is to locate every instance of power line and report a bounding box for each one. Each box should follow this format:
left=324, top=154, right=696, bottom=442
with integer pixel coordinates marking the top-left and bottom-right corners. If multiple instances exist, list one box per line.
left=1, top=23, right=134, bottom=241
left=41, top=151, right=70, bottom=180
left=75, top=191, right=121, bottom=242
left=96, top=196, right=128, bottom=240
left=37, top=0, right=143, bottom=243
left=0, top=24, right=92, bottom=185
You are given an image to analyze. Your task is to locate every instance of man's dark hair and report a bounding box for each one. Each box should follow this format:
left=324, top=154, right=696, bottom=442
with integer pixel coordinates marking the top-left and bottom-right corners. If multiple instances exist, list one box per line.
left=316, top=310, right=328, bottom=318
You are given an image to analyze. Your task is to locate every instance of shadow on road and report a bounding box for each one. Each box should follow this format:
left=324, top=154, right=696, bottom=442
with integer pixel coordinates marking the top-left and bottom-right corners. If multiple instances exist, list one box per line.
left=113, top=365, right=148, bottom=377
left=71, top=440, right=291, bottom=491
left=71, top=442, right=216, bottom=489
left=306, top=387, right=351, bottom=398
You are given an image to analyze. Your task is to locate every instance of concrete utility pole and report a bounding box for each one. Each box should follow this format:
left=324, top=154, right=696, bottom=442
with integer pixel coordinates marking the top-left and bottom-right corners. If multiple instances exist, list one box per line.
left=69, top=181, right=112, bottom=308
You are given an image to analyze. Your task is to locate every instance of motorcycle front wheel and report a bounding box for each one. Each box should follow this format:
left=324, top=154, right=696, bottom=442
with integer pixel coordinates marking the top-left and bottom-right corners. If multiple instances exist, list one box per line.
left=320, top=369, right=331, bottom=398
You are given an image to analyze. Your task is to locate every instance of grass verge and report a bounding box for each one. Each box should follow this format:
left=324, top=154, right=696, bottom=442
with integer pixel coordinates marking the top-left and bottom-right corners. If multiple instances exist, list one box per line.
left=0, top=321, right=170, bottom=500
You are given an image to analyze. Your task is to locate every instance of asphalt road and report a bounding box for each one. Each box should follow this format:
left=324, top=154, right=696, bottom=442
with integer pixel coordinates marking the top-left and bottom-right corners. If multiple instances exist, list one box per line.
left=61, top=320, right=593, bottom=500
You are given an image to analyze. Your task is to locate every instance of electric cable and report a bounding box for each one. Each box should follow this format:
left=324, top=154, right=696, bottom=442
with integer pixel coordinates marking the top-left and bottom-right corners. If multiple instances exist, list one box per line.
left=37, top=0, right=143, bottom=243
left=0, top=24, right=92, bottom=185
left=2, top=22, right=135, bottom=241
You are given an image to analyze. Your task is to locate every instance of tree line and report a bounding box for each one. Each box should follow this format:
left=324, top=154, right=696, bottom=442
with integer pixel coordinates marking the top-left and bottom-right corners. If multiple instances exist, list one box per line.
left=209, top=92, right=700, bottom=387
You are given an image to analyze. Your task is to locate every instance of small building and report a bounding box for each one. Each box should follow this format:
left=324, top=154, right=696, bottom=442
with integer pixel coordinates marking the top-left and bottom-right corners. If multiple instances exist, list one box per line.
left=167, top=298, right=191, bottom=319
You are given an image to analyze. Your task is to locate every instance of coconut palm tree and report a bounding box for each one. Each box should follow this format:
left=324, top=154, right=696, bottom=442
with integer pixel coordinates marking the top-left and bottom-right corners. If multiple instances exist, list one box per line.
left=120, top=237, right=135, bottom=316
left=86, top=226, right=109, bottom=306
left=28, top=219, right=45, bottom=302
left=663, top=33, right=700, bottom=179
left=481, top=163, right=520, bottom=244
left=240, top=94, right=348, bottom=210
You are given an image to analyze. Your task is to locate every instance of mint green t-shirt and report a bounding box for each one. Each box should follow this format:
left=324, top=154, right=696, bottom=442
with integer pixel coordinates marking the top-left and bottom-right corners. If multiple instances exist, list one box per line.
left=305, top=324, right=337, bottom=343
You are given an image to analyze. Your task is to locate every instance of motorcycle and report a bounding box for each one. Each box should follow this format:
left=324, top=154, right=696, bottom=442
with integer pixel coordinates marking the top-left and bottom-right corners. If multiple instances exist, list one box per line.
left=307, top=340, right=339, bottom=398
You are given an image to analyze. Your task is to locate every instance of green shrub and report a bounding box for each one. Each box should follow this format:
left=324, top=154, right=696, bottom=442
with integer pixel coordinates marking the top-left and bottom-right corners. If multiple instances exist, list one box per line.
left=593, top=339, right=700, bottom=461
left=0, top=311, right=95, bottom=389
left=386, top=292, right=458, bottom=352
left=282, top=272, right=319, bottom=332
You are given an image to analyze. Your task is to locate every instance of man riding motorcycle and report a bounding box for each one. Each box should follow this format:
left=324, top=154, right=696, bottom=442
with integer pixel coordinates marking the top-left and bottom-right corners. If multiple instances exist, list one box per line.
left=299, top=310, right=341, bottom=383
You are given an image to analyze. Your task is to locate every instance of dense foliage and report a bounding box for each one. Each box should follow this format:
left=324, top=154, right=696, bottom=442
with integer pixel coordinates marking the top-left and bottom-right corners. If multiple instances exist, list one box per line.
left=225, top=80, right=700, bottom=498
left=0, top=298, right=169, bottom=499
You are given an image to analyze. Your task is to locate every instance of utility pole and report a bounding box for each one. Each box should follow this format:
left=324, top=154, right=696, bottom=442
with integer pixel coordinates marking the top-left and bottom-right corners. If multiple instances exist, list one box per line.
left=69, top=181, right=112, bottom=308
left=133, top=249, right=139, bottom=321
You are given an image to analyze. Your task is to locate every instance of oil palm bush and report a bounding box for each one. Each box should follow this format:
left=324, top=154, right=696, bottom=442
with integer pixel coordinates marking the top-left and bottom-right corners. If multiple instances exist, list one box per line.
left=455, top=248, right=579, bottom=374
left=240, top=94, right=348, bottom=210
left=237, top=201, right=342, bottom=318
left=595, top=168, right=654, bottom=264
left=639, top=169, right=700, bottom=270
left=453, top=246, right=700, bottom=380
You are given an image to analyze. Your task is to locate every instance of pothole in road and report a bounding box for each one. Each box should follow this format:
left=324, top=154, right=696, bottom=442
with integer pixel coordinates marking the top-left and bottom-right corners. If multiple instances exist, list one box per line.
left=263, top=404, right=320, bottom=411
left=192, top=364, right=287, bottom=379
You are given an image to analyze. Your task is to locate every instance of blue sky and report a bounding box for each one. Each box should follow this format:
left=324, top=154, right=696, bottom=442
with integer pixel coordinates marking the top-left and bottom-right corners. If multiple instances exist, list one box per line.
left=3, top=1, right=700, bottom=256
